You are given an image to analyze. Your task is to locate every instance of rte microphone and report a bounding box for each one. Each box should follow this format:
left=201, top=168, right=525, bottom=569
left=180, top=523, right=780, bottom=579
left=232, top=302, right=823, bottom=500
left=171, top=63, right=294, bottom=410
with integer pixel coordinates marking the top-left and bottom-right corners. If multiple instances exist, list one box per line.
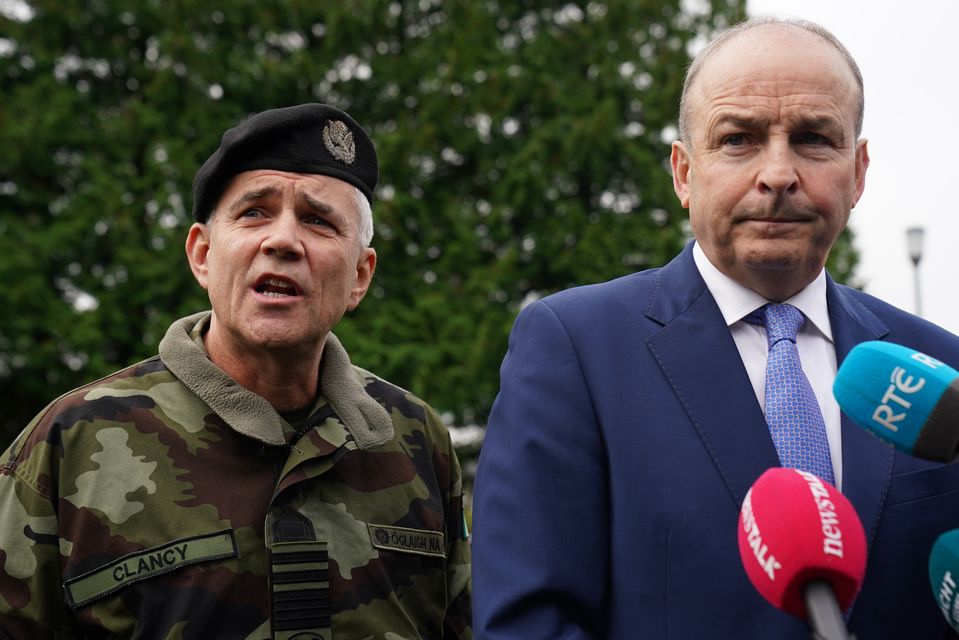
left=738, top=468, right=866, bottom=640
left=929, top=529, right=959, bottom=633
left=833, top=341, right=959, bottom=462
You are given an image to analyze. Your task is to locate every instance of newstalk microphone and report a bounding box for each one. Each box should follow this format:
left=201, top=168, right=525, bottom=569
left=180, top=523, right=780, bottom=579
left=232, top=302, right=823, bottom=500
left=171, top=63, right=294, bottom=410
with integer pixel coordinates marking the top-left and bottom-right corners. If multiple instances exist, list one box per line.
left=833, top=341, right=959, bottom=462
left=738, top=468, right=865, bottom=640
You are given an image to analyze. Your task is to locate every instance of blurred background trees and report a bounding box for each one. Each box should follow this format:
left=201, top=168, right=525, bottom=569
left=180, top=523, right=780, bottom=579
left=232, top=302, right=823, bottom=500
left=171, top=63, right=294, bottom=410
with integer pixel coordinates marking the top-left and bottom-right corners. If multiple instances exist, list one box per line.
left=1, top=0, right=859, bottom=459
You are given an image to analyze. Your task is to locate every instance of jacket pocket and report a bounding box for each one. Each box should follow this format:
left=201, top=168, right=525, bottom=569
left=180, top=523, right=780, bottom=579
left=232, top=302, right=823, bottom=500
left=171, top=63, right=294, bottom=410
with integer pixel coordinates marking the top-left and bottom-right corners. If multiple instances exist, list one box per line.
left=884, top=459, right=959, bottom=508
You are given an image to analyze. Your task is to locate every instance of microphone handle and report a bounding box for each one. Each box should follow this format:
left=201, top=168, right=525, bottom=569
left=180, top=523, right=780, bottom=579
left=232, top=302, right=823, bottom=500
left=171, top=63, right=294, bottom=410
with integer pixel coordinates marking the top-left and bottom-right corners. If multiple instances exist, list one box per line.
left=804, top=580, right=856, bottom=640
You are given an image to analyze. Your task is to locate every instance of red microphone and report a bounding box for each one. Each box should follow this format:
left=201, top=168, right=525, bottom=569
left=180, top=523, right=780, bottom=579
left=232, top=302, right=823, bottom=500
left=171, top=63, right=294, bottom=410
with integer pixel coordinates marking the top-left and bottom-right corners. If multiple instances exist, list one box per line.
left=738, top=468, right=866, bottom=640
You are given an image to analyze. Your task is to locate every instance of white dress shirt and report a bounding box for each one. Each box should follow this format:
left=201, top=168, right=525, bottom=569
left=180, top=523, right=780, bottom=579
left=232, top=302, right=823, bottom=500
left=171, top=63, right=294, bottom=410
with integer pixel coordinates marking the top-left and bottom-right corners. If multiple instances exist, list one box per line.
left=692, top=242, right=843, bottom=488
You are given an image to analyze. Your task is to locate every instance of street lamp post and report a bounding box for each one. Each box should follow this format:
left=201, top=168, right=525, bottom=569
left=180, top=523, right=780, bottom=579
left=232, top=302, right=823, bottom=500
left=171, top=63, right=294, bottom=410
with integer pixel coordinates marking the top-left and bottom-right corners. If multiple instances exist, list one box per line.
left=906, top=226, right=925, bottom=317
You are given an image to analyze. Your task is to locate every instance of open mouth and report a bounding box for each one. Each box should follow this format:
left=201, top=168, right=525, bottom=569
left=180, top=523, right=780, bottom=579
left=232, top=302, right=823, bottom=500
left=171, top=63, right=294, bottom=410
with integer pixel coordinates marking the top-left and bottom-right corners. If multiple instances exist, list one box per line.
left=254, top=277, right=300, bottom=298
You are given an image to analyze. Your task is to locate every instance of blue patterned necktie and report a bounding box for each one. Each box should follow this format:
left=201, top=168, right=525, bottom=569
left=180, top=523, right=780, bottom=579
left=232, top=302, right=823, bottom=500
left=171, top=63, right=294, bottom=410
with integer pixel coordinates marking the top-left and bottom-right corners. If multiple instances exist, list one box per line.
left=749, top=303, right=835, bottom=485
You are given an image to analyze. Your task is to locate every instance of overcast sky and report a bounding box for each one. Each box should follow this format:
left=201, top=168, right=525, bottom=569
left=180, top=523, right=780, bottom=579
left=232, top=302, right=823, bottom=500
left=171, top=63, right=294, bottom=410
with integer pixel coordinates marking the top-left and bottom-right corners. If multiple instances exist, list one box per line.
left=745, top=0, right=959, bottom=335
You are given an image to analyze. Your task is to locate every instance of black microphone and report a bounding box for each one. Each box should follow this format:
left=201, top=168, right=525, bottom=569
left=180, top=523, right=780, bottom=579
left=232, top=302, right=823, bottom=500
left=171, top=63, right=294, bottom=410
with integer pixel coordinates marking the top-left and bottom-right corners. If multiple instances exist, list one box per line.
left=833, top=341, right=959, bottom=462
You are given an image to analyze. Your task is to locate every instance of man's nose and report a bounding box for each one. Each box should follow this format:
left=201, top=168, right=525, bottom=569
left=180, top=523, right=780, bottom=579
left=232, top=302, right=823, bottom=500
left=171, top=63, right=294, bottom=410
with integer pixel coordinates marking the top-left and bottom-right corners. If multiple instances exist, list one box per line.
left=756, top=142, right=799, bottom=196
left=261, top=211, right=304, bottom=258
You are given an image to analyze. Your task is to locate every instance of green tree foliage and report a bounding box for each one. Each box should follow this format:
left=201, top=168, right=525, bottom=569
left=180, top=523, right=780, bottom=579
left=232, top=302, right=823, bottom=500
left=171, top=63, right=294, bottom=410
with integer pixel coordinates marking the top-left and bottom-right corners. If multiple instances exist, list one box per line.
left=2, top=0, right=863, bottom=451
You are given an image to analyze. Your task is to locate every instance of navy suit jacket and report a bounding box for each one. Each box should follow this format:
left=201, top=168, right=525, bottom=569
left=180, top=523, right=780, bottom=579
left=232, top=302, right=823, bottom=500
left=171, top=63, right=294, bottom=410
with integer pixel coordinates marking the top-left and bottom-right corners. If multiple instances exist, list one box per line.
left=473, top=243, right=959, bottom=639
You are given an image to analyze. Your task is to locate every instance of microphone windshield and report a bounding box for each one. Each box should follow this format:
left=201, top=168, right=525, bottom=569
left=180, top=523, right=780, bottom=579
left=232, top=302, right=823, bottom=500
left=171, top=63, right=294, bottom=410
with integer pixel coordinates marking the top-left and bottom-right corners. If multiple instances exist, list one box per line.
left=929, top=529, right=959, bottom=633
left=738, top=468, right=867, bottom=618
left=833, top=341, right=959, bottom=461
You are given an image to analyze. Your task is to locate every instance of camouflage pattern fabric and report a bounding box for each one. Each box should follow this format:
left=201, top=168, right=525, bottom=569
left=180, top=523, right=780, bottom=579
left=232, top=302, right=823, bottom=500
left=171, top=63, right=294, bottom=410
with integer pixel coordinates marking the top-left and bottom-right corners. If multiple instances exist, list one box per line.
left=0, top=312, right=471, bottom=639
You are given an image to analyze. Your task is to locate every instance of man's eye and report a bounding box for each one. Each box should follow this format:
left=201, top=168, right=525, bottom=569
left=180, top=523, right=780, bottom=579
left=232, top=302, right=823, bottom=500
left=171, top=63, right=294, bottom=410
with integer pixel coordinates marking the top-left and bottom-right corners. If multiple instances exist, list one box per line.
left=240, top=208, right=262, bottom=219
left=796, top=132, right=829, bottom=145
left=306, top=216, right=333, bottom=228
left=722, top=133, right=748, bottom=146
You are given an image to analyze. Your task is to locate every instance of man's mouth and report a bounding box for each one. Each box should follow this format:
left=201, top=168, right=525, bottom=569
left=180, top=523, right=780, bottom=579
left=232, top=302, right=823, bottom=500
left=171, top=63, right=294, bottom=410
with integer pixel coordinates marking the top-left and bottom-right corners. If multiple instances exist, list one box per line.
left=254, top=277, right=300, bottom=298
left=738, top=202, right=816, bottom=225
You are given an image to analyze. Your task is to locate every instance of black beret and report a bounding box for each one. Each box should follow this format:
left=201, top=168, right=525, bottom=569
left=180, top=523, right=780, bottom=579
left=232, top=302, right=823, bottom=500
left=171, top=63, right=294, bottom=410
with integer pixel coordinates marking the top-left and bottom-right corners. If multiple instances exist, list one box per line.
left=191, top=103, right=378, bottom=222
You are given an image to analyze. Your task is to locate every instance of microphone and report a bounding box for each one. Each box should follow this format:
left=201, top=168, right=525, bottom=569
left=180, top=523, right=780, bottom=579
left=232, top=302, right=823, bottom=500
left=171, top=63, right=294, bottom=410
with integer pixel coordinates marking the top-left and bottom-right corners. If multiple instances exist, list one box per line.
left=833, top=341, right=959, bottom=462
left=738, top=468, right=865, bottom=640
left=929, top=529, right=959, bottom=633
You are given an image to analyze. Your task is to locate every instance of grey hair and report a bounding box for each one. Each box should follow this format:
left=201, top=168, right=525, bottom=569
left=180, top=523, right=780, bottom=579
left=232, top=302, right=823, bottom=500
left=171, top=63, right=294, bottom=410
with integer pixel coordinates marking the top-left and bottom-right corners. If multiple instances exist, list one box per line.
left=351, top=185, right=374, bottom=247
left=678, top=16, right=864, bottom=146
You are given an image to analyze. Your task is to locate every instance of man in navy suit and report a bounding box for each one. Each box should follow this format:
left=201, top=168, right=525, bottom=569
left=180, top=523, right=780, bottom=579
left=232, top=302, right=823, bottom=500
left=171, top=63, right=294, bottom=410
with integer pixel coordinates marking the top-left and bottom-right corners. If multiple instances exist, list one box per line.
left=472, top=16, right=959, bottom=639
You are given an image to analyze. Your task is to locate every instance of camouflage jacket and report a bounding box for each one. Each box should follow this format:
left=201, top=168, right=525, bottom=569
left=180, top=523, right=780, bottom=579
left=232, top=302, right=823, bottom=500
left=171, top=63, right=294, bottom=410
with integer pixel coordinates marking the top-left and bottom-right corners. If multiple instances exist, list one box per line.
left=0, top=312, right=471, bottom=639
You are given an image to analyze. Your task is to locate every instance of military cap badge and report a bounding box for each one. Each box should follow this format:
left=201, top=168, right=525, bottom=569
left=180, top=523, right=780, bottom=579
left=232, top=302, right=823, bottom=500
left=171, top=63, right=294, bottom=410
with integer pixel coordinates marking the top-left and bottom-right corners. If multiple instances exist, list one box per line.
left=323, top=120, right=356, bottom=166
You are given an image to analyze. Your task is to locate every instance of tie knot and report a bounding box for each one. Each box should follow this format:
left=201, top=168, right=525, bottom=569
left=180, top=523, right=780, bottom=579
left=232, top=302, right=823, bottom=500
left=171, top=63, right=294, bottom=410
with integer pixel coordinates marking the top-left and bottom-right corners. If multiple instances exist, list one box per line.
left=760, top=303, right=804, bottom=345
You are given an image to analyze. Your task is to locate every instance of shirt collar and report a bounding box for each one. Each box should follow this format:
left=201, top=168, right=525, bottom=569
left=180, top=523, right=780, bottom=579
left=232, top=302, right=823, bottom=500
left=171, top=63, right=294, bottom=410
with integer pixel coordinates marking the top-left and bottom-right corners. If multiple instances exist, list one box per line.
left=692, top=241, right=833, bottom=342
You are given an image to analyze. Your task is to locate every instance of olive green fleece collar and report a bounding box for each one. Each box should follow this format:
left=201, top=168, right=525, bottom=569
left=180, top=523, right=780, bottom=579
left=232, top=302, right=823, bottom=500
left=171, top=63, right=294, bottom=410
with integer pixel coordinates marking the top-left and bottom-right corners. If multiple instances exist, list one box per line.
left=158, top=311, right=393, bottom=449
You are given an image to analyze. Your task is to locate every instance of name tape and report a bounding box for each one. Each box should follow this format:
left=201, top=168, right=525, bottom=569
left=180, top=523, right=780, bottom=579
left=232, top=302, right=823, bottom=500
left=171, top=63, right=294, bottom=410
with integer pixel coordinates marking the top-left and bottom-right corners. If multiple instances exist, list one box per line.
left=64, top=529, right=238, bottom=608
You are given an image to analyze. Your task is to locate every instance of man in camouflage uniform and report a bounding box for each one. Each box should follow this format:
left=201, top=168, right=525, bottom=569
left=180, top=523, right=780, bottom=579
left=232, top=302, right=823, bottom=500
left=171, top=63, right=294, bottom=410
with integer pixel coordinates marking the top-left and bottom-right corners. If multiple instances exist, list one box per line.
left=0, top=104, right=471, bottom=639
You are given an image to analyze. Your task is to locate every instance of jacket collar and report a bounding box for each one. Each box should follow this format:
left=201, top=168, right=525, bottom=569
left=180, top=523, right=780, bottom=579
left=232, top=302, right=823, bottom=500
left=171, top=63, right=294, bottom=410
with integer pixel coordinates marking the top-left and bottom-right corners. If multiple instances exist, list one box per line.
left=158, top=311, right=392, bottom=449
left=646, top=242, right=889, bottom=350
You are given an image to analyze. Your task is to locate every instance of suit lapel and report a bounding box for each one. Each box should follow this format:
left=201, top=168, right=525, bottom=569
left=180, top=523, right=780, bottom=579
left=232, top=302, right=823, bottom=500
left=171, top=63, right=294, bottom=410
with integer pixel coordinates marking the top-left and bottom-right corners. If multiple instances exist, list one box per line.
left=644, top=247, right=896, bottom=531
left=645, top=245, right=779, bottom=508
left=827, top=278, right=892, bottom=548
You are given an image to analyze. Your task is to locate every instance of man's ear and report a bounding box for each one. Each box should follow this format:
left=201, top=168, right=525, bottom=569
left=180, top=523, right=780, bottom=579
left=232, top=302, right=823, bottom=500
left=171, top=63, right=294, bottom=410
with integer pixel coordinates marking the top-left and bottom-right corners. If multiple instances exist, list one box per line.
left=348, top=248, right=377, bottom=311
left=185, top=223, right=211, bottom=289
left=671, top=141, right=692, bottom=208
left=851, top=138, right=870, bottom=208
